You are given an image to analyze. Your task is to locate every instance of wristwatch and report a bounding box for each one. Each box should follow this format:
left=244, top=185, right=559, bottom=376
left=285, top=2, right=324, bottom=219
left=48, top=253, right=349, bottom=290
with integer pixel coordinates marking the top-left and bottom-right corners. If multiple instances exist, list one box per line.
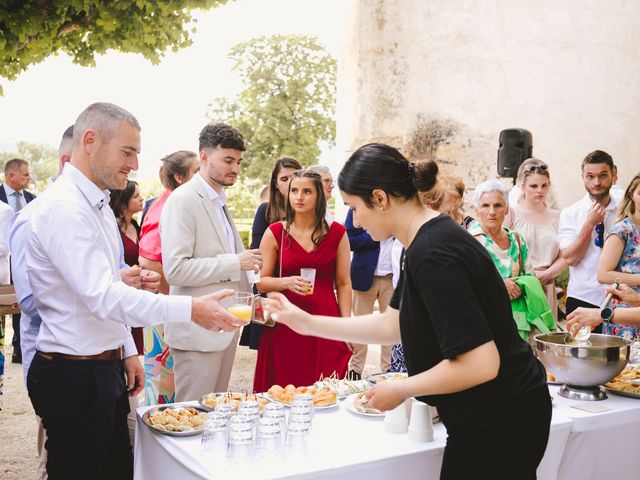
left=600, top=307, right=615, bottom=324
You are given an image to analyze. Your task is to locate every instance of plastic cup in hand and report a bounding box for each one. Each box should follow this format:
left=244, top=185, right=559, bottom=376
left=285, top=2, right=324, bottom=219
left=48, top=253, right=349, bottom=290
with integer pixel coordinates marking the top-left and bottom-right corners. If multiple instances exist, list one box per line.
left=227, top=292, right=254, bottom=326
left=246, top=265, right=261, bottom=285
left=384, top=402, right=409, bottom=434
left=300, top=268, right=316, bottom=295
left=407, top=399, right=434, bottom=442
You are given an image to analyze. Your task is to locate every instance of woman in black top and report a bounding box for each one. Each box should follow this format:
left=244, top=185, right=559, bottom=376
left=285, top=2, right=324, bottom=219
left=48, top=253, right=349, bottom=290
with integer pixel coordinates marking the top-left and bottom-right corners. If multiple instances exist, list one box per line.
left=265, top=144, right=551, bottom=479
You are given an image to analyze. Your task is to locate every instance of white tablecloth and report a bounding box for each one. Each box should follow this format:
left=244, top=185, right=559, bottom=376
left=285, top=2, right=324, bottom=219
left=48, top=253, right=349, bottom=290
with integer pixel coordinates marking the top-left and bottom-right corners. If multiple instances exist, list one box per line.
left=134, top=393, right=582, bottom=480
left=548, top=385, right=640, bottom=480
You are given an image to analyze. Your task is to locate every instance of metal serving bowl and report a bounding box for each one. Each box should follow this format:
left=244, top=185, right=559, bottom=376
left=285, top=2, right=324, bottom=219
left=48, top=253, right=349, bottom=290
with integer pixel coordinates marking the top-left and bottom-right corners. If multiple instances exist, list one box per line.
left=534, top=332, right=631, bottom=400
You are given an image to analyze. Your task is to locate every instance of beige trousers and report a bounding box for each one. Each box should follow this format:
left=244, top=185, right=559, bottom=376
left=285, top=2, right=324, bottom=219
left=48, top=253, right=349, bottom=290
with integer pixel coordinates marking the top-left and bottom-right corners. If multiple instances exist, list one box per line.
left=36, top=416, right=47, bottom=480
left=349, top=274, right=394, bottom=374
left=171, top=331, right=239, bottom=402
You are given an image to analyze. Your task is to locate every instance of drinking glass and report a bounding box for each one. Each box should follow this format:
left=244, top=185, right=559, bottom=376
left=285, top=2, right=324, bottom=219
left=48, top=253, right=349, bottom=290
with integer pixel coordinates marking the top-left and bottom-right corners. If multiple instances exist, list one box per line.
left=227, top=292, right=254, bottom=326
left=256, top=416, right=283, bottom=462
left=285, top=420, right=311, bottom=458
left=263, top=403, right=286, bottom=439
left=227, top=415, right=255, bottom=463
left=214, top=403, right=236, bottom=419
left=201, top=413, right=228, bottom=458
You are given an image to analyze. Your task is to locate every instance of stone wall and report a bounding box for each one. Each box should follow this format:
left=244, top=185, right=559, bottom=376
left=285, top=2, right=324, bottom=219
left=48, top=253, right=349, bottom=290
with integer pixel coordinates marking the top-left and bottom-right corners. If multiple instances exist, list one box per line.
left=336, top=0, right=640, bottom=218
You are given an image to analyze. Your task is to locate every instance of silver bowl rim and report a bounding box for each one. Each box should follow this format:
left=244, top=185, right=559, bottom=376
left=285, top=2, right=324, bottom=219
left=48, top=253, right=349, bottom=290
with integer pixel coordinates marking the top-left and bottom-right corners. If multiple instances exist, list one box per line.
left=534, top=332, right=632, bottom=349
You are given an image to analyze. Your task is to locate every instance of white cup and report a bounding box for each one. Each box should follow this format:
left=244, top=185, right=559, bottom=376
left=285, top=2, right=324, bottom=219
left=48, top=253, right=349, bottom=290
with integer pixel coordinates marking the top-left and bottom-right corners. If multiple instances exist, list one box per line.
left=384, top=402, right=408, bottom=434
left=408, top=399, right=434, bottom=442
left=300, top=268, right=316, bottom=295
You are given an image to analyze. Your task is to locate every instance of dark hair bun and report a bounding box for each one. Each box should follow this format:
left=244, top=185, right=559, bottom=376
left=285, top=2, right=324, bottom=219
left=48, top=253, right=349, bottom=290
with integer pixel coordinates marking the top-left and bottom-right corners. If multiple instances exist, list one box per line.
left=413, top=159, right=439, bottom=192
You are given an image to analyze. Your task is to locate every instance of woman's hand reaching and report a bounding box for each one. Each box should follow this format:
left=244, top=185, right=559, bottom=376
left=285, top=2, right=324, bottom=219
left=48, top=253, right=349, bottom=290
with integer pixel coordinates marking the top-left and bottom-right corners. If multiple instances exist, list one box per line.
left=263, top=292, right=313, bottom=335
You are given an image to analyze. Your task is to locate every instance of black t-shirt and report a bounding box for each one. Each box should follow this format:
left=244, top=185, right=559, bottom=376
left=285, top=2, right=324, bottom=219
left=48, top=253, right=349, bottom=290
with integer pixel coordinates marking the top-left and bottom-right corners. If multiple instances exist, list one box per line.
left=390, top=214, right=546, bottom=426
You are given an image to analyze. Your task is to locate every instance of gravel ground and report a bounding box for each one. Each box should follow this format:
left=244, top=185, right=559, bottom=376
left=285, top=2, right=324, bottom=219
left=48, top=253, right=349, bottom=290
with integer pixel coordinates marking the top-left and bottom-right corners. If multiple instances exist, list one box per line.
left=0, top=322, right=381, bottom=479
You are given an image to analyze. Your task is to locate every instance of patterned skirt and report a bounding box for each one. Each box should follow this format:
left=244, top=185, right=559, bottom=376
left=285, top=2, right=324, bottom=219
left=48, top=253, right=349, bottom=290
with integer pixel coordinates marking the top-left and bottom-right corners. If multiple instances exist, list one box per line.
left=143, top=325, right=175, bottom=405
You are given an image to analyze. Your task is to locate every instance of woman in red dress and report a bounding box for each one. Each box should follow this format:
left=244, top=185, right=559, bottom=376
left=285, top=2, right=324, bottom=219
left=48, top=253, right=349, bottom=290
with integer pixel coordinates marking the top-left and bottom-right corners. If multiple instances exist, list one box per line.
left=254, top=170, right=352, bottom=392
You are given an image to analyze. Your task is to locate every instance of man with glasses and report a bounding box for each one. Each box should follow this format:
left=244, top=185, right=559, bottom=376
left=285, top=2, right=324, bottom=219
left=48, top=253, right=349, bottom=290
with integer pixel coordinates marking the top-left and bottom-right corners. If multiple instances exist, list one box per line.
left=308, top=165, right=335, bottom=223
left=558, top=150, right=618, bottom=331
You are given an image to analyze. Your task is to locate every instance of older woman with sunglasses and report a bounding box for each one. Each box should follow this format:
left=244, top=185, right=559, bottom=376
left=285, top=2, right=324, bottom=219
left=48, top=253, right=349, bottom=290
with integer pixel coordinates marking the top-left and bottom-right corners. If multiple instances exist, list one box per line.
left=507, top=159, right=565, bottom=321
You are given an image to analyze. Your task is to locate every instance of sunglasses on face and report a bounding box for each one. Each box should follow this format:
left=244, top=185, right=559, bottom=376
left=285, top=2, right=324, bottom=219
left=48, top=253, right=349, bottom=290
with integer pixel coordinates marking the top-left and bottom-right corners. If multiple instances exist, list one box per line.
left=594, top=222, right=604, bottom=248
left=524, top=163, right=549, bottom=173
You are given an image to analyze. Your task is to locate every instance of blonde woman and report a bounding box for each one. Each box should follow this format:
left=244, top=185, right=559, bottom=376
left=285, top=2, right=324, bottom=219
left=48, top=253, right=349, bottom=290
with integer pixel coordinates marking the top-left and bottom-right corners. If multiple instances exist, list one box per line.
left=507, top=158, right=565, bottom=321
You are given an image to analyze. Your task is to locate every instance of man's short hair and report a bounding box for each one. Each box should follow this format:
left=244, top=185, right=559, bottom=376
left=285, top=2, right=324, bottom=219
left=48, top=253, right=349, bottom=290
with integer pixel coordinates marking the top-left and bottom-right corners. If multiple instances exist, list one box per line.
left=308, top=165, right=331, bottom=175
left=582, top=150, right=614, bottom=170
left=199, top=123, right=246, bottom=152
left=59, top=125, right=74, bottom=156
left=73, top=102, right=140, bottom=146
left=4, top=158, right=28, bottom=174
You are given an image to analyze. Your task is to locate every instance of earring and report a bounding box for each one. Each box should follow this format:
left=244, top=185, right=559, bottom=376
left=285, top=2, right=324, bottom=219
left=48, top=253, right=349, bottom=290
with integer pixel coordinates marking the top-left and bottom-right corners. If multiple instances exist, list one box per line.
left=380, top=207, right=389, bottom=215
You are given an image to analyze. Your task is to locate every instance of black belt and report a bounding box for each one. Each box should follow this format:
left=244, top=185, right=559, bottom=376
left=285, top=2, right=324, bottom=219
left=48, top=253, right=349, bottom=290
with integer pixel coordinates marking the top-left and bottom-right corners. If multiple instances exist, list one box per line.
left=37, top=347, right=123, bottom=362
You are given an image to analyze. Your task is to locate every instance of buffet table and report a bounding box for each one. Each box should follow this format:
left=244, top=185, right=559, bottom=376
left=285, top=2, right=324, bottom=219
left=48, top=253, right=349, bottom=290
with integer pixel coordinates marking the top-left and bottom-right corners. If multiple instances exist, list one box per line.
left=548, top=385, right=640, bottom=480
left=134, top=392, right=583, bottom=480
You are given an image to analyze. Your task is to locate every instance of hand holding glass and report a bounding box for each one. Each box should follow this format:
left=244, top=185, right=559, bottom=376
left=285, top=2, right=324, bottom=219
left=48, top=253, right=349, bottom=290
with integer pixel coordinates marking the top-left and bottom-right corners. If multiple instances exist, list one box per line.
left=227, top=292, right=254, bottom=326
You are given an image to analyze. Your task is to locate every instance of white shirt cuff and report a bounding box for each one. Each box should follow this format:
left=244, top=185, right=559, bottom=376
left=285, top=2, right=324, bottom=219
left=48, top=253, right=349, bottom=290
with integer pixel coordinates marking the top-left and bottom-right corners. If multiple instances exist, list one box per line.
left=164, top=295, right=193, bottom=324
left=123, top=335, right=138, bottom=358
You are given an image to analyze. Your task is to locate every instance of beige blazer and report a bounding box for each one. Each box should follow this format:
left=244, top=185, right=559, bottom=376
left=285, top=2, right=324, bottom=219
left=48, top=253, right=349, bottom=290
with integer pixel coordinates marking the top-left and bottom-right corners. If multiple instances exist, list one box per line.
left=160, top=175, right=249, bottom=352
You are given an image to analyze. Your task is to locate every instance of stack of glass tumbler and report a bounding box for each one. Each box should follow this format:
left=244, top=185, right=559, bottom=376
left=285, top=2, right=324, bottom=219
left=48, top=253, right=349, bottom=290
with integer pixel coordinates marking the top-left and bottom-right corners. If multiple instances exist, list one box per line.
left=201, top=393, right=314, bottom=464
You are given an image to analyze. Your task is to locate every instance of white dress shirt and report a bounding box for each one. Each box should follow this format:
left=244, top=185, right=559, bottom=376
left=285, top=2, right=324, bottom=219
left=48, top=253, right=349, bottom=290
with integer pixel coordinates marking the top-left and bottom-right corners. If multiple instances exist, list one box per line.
left=0, top=201, right=12, bottom=284
left=373, top=237, right=394, bottom=276
left=391, top=238, right=404, bottom=289
left=558, top=194, right=618, bottom=306
left=10, top=194, right=132, bottom=384
left=3, top=183, right=26, bottom=213
left=26, top=163, right=191, bottom=357
left=196, top=173, right=236, bottom=254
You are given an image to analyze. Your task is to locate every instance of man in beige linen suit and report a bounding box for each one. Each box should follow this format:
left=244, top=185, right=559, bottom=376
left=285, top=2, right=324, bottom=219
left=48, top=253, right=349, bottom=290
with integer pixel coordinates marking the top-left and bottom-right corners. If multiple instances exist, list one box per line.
left=161, top=123, right=263, bottom=401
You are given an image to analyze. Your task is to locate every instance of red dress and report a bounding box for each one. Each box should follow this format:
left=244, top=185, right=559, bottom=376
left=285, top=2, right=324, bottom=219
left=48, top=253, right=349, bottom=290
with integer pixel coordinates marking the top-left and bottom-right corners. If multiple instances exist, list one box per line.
left=253, top=221, right=352, bottom=392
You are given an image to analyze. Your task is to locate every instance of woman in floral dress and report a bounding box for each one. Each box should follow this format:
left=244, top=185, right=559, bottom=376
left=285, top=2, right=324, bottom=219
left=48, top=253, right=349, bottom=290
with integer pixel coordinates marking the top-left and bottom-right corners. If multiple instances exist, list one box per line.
left=597, top=173, right=640, bottom=340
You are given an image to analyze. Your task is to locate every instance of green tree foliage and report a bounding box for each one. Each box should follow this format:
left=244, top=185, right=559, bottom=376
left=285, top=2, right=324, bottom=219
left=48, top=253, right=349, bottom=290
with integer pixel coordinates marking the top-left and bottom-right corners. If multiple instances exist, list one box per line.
left=208, top=34, right=336, bottom=181
left=0, top=0, right=231, bottom=94
left=0, top=142, right=59, bottom=193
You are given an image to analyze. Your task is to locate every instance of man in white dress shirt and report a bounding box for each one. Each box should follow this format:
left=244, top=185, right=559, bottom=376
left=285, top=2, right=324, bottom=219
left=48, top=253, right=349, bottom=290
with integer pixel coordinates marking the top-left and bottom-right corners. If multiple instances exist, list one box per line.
left=25, top=103, right=243, bottom=479
left=558, top=150, right=618, bottom=333
left=1, top=157, right=35, bottom=363
left=161, top=123, right=263, bottom=402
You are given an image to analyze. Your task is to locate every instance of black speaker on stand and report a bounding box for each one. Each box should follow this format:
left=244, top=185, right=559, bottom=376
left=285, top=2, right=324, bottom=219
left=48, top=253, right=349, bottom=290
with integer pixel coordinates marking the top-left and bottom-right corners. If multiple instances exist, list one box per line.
left=497, top=129, right=533, bottom=183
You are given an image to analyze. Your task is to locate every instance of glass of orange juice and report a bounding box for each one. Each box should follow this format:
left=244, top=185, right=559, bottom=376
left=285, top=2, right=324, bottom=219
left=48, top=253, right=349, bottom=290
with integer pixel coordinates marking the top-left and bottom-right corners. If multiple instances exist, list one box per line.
left=227, top=292, right=253, bottom=325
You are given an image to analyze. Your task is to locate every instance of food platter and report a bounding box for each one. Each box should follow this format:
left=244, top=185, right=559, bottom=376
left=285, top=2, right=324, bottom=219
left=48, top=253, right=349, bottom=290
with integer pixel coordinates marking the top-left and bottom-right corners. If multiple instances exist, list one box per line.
left=263, top=392, right=338, bottom=410
left=603, top=387, right=640, bottom=399
left=142, top=405, right=208, bottom=437
left=313, top=379, right=369, bottom=400
left=366, top=372, right=408, bottom=386
left=603, top=365, right=640, bottom=399
left=199, top=392, right=270, bottom=412
left=344, top=393, right=385, bottom=418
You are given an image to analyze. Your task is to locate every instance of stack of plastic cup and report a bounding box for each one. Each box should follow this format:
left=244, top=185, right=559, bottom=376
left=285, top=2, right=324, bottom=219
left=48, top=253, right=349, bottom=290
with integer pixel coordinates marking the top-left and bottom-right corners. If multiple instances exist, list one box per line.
left=408, top=399, right=434, bottom=442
